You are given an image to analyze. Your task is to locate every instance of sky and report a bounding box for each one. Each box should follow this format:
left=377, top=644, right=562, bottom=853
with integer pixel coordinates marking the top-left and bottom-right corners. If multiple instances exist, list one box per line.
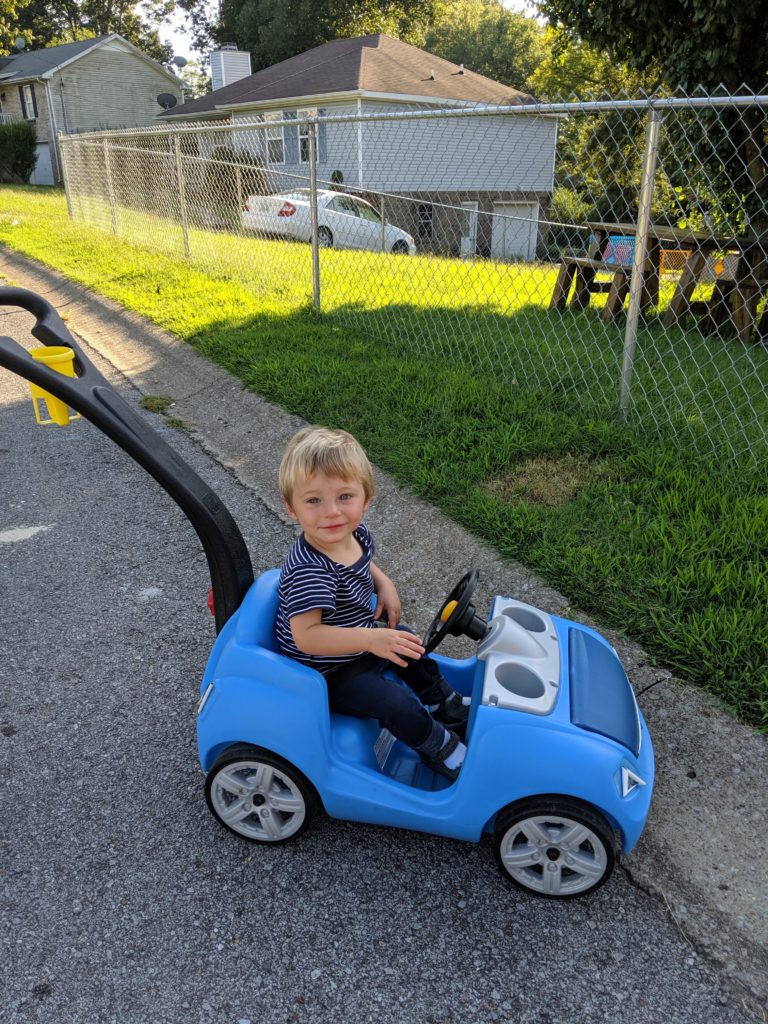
left=164, top=0, right=542, bottom=64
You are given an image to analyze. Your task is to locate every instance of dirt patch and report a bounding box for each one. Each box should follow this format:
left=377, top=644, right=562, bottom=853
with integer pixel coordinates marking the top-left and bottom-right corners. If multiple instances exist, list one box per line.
left=483, top=454, right=614, bottom=507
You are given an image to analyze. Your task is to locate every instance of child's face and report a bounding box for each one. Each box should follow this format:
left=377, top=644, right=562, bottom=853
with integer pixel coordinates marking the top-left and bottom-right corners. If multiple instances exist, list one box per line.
left=284, top=472, right=370, bottom=555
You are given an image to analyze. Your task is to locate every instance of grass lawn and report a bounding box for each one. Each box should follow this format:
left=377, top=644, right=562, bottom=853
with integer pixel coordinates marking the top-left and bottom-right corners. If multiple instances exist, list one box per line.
left=1, top=185, right=766, bottom=729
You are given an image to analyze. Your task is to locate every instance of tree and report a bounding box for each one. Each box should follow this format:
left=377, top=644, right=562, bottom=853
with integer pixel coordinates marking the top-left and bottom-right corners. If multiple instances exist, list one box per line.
left=534, top=0, right=767, bottom=95
left=1, top=0, right=30, bottom=54
left=178, top=57, right=209, bottom=99
left=11, top=0, right=209, bottom=62
left=534, top=0, right=768, bottom=230
left=423, top=0, right=546, bottom=89
left=215, top=0, right=446, bottom=72
left=527, top=27, right=659, bottom=102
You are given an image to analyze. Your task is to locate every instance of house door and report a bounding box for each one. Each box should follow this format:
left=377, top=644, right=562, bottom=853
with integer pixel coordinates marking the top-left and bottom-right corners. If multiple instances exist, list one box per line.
left=491, top=202, right=539, bottom=260
left=29, top=143, right=54, bottom=186
left=459, top=201, right=478, bottom=257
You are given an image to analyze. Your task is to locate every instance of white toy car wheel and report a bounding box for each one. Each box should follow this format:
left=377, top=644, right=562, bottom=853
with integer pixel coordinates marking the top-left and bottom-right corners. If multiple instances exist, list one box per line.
left=493, top=797, right=616, bottom=898
left=317, top=226, right=333, bottom=248
left=205, top=744, right=316, bottom=844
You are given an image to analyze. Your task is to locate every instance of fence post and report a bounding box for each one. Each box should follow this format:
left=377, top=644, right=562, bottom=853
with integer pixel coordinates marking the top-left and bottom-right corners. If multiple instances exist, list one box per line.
left=102, top=138, right=117, bottom=236
left=173, top=134, right=191, bottom=258
left=308, top=121, right=321, bottom=311
left=235, top=164, right=243, bottom=221
left=620, top=106, right=661, bottom=422
left=380, top=195, right=386, bottom=252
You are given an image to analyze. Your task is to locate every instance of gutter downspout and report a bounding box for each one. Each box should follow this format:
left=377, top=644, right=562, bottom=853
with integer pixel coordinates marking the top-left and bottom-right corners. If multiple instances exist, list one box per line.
left=43, top=78, right=62, bottom=183
left=58, top=76, right=70, bottom=134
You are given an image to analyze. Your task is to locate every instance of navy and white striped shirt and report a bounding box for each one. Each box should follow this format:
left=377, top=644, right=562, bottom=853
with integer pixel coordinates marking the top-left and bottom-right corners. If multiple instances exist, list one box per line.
left=276, top=523, right=376, bottom=675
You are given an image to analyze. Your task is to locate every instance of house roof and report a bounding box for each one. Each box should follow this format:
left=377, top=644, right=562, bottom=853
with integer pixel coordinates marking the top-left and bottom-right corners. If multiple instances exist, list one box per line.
left=0, top=34, right=178, bottom=86
left=0, top=36, right=110, bottom=81
left=165, top=33, right=535, bottom=119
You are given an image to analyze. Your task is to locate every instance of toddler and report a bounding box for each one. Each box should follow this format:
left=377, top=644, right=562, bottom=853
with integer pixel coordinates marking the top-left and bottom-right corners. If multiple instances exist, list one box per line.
left=276, top=426, right=469, bottom=782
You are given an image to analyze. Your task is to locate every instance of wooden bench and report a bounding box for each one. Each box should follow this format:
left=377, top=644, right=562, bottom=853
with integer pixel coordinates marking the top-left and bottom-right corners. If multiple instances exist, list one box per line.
left=668, top=254, right=767, bottom=343
left=549, top=256, right=631, bottom=323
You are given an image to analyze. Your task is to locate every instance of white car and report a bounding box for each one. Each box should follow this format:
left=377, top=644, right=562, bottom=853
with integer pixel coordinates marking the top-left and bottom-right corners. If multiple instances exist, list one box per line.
left=242, top=189, right=416, bottom=255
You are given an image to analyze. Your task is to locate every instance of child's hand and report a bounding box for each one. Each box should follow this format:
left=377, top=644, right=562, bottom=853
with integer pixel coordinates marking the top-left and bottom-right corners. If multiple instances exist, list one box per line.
left=373, top=571, right=401, bottom=627
left=367, top=627, right=424, bottom=667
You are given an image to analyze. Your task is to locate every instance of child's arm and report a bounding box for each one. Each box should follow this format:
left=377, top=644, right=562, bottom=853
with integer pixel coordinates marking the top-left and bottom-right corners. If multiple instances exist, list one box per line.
left=370, top=562, right=401, bottom=627
left=290, top=609, right=424, bottom=668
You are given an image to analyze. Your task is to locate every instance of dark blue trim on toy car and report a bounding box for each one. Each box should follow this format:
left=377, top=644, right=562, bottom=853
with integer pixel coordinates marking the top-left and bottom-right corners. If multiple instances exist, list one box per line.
left=569, top=629, right=641, bottom=756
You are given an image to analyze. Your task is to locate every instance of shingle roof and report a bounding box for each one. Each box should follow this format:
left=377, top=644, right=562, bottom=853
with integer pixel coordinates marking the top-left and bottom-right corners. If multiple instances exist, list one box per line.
left=165, top=33, right=534, bottom=118
left=0, top=36, right=109, bottom=82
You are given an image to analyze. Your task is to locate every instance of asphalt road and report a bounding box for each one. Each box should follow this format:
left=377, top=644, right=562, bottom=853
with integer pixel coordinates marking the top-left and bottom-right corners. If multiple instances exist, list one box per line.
left=0, top=302, right=758, bottom=1024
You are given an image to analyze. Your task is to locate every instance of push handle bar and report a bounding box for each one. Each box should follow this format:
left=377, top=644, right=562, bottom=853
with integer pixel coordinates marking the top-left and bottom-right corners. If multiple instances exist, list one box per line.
left=0, top=287, right=254, bottom=632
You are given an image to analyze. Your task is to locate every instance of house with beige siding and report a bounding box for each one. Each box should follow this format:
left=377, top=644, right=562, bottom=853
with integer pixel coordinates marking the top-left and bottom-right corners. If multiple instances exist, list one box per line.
left=0, top=35, right=182, bottom=185
left=163, top=35, right=557, bottom=259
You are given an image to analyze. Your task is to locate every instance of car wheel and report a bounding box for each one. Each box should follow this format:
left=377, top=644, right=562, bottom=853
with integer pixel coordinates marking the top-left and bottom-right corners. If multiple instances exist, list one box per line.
left=205, top=744, right=317, bottom=844
left=493, top=797, right=616, bottom=898
left=317, top=226, right=333, bottom=248
left=391, top=240, right=409, bottom=254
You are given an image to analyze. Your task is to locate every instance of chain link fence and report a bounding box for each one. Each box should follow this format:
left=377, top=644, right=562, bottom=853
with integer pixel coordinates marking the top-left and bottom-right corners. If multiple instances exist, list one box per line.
left=58, top=91, right=768, bottom=462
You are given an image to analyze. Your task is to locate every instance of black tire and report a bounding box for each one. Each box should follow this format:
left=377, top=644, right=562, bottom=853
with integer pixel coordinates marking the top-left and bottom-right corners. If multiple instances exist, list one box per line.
left=493, top=796, right=616, bottom=899
left=391, top=240, right=409, bottom=254
left=317, top=226, right=333, bottom=248
left=205, top=743, right=318, bottom=845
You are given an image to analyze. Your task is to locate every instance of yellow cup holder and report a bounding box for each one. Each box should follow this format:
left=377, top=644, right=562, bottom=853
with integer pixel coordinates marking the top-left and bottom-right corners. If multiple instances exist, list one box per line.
left=28, top=346, right=80, bottom=426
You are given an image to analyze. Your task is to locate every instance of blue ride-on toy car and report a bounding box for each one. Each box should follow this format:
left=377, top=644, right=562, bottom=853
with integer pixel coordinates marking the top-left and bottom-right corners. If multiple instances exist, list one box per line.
left=0, top=288, right=654, bottom=899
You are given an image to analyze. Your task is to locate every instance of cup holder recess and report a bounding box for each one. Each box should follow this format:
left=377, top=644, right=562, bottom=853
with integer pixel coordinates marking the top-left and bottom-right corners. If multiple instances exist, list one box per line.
left=502, top=607, right=546, bottom=633
left=494, top=663, right=546, bottom=699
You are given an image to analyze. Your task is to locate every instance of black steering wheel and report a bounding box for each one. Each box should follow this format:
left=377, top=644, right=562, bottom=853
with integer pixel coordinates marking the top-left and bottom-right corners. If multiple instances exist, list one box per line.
left=423, top=570, right=488, bottom=654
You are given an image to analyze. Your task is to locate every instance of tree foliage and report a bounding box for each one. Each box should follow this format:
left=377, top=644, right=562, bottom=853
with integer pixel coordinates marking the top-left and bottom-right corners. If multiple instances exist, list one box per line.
left=535, top=2, right=768, bottom=233
left=0, top=119, right=37, bottom=182
left=423, top=0, right=546, bottom=89
left=534, top=0, right=767, bottom=93
left=215, top=0, right=446, bottom=72
left=11, top=0, right=198, bottom=62
left=1, top=0, right=30, bottom=54
left=178, top=57, right=209, bottom=98
left=527, top=28, right=659, bottom=101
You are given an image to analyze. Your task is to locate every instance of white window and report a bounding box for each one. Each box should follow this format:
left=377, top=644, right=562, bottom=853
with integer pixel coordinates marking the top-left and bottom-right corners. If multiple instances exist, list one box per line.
left=264, top=114, right=284, bottom=164
left=20, top=83, right=37, bottom=120
left=298, top=108, right=317, bottom=163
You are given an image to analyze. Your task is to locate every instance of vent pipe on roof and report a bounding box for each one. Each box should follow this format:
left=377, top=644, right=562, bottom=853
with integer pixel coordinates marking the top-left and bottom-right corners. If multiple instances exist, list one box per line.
left=210, top=45, right=252, bottom=92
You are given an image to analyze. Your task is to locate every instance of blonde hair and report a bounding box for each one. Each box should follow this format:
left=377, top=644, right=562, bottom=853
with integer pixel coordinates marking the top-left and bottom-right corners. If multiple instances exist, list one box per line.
left=279, top=426, right=374, bottom=504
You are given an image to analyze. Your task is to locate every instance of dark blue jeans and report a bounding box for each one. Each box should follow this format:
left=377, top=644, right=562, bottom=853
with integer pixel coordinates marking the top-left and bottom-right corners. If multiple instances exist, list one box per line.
left=325, top=631, right=452, bottom=759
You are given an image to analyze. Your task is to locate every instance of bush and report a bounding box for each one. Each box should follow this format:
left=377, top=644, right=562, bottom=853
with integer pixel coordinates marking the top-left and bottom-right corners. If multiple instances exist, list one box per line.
left=0, top=120, right=38, bottom=183
left=203, top=146, right=267, bottom=207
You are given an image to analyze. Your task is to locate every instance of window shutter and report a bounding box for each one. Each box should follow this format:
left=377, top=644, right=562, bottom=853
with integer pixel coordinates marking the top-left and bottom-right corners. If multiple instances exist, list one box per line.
left=18, top=85, right=26, bottom=118
left=283, top=111, right=298, bottom=164
left=31, top=84, right=38, bottom=118
left=317, top=108, right=327, bottom=163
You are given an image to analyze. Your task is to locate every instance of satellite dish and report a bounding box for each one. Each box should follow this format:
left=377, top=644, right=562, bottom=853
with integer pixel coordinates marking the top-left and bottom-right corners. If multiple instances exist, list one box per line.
left=14, top=36, right=26, bottom=51
left=157, top=93, right=178, bottom=110
left=172, top=55, right=188, bottom=68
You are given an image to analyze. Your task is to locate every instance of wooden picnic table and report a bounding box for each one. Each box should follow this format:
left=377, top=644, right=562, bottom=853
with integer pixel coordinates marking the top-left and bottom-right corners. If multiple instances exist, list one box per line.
left=551, top=220, right=767, bottom=342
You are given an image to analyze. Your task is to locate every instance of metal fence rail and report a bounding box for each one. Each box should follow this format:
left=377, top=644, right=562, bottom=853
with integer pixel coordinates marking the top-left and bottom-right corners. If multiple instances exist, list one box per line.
left=59, top=91, right=768, bottom=462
